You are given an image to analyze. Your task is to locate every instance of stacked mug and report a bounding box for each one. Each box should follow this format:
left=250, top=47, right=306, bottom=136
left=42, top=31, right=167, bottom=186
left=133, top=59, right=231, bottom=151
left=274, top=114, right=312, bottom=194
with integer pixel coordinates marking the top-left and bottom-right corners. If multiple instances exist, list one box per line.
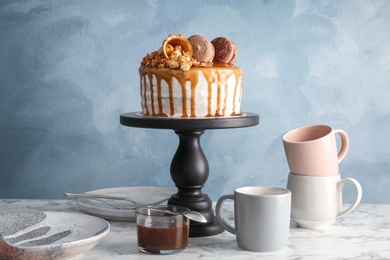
left=283, top=125, right=362, bottom=230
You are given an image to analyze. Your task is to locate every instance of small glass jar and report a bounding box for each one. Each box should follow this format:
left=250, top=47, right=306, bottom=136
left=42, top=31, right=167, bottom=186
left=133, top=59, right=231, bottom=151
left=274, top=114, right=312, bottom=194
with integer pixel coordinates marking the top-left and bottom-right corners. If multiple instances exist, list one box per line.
left=135, top=205, right=190, bottom=254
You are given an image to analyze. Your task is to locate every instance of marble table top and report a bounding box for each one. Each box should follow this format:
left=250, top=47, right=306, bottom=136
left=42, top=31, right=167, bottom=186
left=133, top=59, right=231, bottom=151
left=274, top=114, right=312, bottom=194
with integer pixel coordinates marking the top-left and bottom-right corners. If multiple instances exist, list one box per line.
left=0, top=199, right=389, bottom=259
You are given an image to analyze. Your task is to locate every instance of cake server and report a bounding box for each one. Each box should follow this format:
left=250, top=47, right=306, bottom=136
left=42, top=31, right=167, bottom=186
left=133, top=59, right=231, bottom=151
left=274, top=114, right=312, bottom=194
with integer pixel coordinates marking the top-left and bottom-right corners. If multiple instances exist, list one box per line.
left=64, top=192, right=169, bottom=208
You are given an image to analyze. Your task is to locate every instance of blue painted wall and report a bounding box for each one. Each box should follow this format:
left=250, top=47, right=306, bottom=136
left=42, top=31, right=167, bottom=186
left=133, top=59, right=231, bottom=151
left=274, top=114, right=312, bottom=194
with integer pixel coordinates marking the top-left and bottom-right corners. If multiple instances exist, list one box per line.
left=1, top=0, right=389, bottom=203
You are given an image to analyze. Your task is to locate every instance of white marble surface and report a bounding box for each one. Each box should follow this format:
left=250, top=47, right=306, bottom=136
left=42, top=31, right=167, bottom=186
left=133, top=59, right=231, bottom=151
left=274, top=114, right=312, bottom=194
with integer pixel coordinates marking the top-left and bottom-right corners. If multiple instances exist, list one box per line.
left=0, top=199, right=389, bottom=259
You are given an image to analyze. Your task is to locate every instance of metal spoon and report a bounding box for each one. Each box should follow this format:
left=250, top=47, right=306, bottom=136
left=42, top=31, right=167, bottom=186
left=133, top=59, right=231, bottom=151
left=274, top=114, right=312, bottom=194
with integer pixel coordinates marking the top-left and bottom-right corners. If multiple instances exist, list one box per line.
left=184, top=211, right=208, bottom=223
left=64, top=192, right=169, bottom=208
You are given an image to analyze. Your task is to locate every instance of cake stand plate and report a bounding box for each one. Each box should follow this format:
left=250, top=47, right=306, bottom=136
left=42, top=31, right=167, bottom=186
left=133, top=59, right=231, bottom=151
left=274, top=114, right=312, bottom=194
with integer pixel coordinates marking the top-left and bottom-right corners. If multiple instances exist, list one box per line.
left=120, top=112, right=259, bottom=237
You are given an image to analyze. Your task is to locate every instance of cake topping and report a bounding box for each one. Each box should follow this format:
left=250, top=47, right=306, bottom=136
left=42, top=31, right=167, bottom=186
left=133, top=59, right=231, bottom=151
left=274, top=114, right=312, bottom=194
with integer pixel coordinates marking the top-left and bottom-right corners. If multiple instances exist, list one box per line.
left=161, top=34, right=193, bottom=59
left=211, top=37, right=238, bottom=65
left=141, top=34, right=197, bottom=72
left=141, top=34, right=238, bottom=71
left=188, top=35, right=215, bottom=63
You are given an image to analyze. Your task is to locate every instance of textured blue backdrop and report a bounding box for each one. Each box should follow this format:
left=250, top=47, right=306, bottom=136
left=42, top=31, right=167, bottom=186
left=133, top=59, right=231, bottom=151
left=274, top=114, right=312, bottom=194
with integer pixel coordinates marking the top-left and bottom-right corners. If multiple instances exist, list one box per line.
left=1, top=0, right=389, bottom=203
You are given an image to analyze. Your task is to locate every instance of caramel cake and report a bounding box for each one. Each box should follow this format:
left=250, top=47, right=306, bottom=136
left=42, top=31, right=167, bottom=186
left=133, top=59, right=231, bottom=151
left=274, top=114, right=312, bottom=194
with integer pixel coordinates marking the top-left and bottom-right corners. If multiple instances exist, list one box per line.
left=139, top=34, right=243, bottom=118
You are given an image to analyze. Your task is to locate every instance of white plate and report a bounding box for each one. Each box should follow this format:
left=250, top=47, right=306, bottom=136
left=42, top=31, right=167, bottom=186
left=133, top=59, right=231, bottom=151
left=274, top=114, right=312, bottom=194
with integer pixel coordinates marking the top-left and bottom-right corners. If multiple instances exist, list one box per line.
left=75, top=186, right=177, bottom=221
left=0, top=211, right=110, bottom=260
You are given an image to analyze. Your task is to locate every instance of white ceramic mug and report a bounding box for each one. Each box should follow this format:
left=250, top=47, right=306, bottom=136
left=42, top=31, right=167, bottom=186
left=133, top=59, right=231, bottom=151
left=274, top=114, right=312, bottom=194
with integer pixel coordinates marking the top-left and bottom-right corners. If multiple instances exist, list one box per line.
left=283, top=125, right=349, bottom=176
left=216, top=187, right=291, bottom=252
left=287, top=173, right=362, bottom=230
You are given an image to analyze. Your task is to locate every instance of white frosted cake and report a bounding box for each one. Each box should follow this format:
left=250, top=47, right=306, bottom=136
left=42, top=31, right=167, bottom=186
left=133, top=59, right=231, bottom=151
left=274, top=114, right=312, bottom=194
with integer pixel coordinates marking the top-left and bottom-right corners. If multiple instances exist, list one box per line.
left=139, top=34, right=242, bottom=118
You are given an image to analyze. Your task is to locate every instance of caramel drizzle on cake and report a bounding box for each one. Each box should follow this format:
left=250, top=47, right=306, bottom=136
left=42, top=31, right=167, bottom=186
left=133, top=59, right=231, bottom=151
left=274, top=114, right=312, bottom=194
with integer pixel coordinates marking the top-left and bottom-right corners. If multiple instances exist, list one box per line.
left=139, top=66, right=242, bottom=118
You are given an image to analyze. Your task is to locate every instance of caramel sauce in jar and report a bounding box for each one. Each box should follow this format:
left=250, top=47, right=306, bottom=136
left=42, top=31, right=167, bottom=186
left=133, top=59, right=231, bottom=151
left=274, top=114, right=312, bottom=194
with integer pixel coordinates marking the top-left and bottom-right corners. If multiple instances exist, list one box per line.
left=136, top=206, right=190, bottom=254
left=137, top=220, right=189, bottom=251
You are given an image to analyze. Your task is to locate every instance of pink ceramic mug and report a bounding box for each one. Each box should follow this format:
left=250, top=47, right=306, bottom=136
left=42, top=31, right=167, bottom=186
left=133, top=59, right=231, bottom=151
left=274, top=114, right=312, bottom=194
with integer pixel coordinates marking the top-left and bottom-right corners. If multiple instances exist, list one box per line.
left=282, top=125, right=349, bottom=176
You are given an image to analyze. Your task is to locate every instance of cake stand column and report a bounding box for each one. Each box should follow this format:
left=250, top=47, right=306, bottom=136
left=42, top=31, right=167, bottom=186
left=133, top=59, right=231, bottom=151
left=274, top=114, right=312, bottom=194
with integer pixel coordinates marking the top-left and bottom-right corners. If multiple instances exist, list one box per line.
left=168, top=130, right=224, bottom=237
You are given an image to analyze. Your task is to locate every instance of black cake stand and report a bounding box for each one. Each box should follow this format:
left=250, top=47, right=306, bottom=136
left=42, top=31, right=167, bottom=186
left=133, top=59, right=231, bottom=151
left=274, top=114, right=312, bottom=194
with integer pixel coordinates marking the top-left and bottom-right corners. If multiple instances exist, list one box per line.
left=120, top=112, right=259, bottom=237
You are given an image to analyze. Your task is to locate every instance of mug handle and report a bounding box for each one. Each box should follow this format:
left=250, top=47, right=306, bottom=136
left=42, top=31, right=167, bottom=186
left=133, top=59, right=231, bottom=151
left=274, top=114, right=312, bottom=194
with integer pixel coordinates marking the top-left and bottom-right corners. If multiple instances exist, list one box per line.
left=336, top=178, right=363, bottom=219
left=334, top=129, right=349, bottom=163
left=215, top=194, right=235, bottom=234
